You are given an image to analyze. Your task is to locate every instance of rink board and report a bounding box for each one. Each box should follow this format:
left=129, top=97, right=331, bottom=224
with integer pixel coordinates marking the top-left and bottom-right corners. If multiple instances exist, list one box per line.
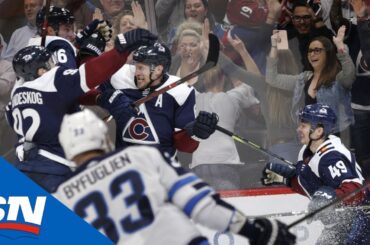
left=197, top=187, right=324, bottom=245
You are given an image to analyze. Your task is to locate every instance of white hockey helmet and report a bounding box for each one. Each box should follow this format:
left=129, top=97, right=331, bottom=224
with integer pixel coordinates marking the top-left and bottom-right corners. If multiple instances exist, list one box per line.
left=58, top=109, right=113, bottom=160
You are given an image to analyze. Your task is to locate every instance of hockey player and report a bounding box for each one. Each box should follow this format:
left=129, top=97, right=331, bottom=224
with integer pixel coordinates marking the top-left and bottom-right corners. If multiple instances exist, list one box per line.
left=31, top=6, right=112, bottom=69
left=54, top=108, right=296, bottom=245
left=5, top=28, right=157, bottom=193
left=97, top=42, right=218, bottom=157
left=262, top=103, right=370, bottom=244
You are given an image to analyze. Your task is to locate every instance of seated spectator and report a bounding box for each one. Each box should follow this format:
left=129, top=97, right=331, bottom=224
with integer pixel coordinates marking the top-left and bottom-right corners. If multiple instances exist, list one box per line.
left=266, top=27, right=355, bottom=146
left=3, top=0, right=43, bottom=61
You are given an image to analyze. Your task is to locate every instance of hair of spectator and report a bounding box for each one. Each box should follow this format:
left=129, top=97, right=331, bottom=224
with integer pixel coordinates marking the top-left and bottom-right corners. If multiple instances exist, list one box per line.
left=267, top=49, right=299, bottom=128
left=174, top=20, right=203, bottom=43
left=306, top=36, right=341, bottom=90
left=203, top=66, right=225, bottom=90
left=292, top=0, right=310, bottom=12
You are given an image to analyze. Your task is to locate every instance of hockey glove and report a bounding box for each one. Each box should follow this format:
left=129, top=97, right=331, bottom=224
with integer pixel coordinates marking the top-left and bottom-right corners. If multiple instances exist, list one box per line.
left=239, top=218, right=296, bottom=245
left=262, top=162, right=296, bottom=186
left=185, top=111, right=218, bottom=140
left=296, top=161, right=322, bottom=196
left=114, top=28, right=157, bottom=53
left=79, top=31, right=106, bottom=57
left=76, top=19, right=112, bottom=46
left=97, top=89, right=138, bottom=119
left=308, top=186, right=337, bottom=225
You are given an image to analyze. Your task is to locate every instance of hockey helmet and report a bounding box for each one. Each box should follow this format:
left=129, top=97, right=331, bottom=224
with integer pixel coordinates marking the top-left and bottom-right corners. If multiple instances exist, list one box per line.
left=298, top=103, right=337, bottom=135
left=36, top=6, right=75, bottom=34
left=59, top=109, right=113, bottom=160
left=13, top=45, right=53, bottom=81
left=133, top=42, right=171, bottom=72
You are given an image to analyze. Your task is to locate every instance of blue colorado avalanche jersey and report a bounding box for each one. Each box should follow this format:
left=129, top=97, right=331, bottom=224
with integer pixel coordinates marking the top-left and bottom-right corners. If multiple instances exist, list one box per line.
left=6, top=65, right=91, bottom=166
left=297, top=135, right=365, bottom=197
left=102, top=65, right=196, bottom=157
left=28, top=36, right=77, bottom=69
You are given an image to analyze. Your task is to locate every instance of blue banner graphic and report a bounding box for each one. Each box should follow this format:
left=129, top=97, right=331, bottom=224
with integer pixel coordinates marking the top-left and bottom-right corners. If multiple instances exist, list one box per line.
left=0, top=157, right=113, bottom=245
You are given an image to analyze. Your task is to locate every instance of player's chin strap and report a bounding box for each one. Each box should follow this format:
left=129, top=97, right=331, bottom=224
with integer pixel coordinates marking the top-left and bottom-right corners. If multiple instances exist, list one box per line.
left=136, top=65, right=165, bottom=91
left=307, top=125, right=326, bottom=148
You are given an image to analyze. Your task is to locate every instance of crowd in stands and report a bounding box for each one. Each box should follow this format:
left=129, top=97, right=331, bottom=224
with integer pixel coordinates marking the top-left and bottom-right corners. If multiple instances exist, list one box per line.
left=1, top=0, right=370, bottom=190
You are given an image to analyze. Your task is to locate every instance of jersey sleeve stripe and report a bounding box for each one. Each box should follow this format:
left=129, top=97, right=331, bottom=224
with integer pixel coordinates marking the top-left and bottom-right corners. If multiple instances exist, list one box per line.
left=78, top=64, right=89, bottom=92
left=183, top=189, right=212, bottom=217
left=193, top=182, right=209, bottom=190
left=169, top=175, right=198, bottom=201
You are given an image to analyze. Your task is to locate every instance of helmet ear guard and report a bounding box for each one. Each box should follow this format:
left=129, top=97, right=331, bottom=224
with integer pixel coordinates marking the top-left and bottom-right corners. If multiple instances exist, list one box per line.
left=298, top=103, right=337, bottom=136
left=58, top=109, right=113, bottom=160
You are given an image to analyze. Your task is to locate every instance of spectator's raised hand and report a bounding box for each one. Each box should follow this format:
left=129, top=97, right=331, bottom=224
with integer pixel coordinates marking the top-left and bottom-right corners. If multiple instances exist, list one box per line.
left=350, top=0, right=367, bottom=18
left=227, top=34, right=247, bottom=53
left=333, top=25, right=346, bottom=50
left=132, top=1, right=148, bottom=30
left=266, top=0, right=284, bottom=23
left=93, top=8, right=103, bottom=21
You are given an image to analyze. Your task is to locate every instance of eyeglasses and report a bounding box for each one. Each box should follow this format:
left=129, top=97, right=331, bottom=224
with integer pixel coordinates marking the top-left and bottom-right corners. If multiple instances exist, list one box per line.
left=307, top=48, right=325, bottom=55
left=292, top=15, right=312, bottom=22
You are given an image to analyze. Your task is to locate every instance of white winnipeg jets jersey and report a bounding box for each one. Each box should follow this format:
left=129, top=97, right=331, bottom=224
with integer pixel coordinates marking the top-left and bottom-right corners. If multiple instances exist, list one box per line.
left=54, top=146, right=237, bottom=245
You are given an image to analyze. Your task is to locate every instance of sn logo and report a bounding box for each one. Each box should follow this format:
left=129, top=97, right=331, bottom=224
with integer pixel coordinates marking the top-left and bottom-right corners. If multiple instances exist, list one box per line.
left=0, top=196, right=46, bottom=235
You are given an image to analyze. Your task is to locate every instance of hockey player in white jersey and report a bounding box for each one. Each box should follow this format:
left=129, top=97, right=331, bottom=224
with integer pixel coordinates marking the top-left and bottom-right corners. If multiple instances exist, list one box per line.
left=262, top=103, right=370, bottom=244
left=54, top=109, right=296, bottom=245
left=5, top=29, right=157, bottom=192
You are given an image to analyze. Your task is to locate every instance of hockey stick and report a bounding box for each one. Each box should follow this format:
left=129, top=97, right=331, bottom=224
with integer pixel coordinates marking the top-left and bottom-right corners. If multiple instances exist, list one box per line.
left=41, top=0, right=52, bottom=46
left=250, top=205, right=370, bottom=220
left=132, top=33, right=220, bottom=107
left=287, top=180, right=370, bottom=229
left=215, top=125, right=294, bottom=165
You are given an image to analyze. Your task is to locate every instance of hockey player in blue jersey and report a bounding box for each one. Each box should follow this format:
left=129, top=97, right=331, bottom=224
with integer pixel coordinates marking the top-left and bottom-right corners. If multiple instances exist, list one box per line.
left=262, top=103, right=370, bottom=244
left=29, top=6, right=112, bottom=69
left=5, top=28, right=157, bottom=193
left=54, top=108, right=296, bottom=245
left=97, top=42, right=218, bottom=157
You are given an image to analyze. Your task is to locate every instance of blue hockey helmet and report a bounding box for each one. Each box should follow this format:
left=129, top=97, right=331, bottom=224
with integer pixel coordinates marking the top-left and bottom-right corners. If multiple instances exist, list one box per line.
left=13, top=45, right=52, bottom=81
left=36, top=6, right=75, bottom=34
left=298, top=103, right=337, bottom=135
left=133, top=42, right=171, bottom=72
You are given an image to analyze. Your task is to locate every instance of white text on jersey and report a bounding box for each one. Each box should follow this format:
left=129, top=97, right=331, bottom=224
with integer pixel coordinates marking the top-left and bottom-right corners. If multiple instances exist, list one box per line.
left=62, top=153, right=132, bottom=199
left=12, top=92, right=43, bottom=107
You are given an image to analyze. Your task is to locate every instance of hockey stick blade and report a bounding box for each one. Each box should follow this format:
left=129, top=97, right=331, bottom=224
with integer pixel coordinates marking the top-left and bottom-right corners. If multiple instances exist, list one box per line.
left=287, top=180, right=370, bottom=229
left=41, top=0, right=52, bottom=47
left=215, top=125, right=294, bottom=165
left=133, top=33, right=220, bottom=107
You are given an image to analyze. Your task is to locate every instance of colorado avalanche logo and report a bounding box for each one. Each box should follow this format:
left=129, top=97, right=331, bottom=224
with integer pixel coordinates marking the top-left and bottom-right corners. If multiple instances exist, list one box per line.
left=128, top=118, right=150, bottom=140
left=122, top=105, right=160, bottom=144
